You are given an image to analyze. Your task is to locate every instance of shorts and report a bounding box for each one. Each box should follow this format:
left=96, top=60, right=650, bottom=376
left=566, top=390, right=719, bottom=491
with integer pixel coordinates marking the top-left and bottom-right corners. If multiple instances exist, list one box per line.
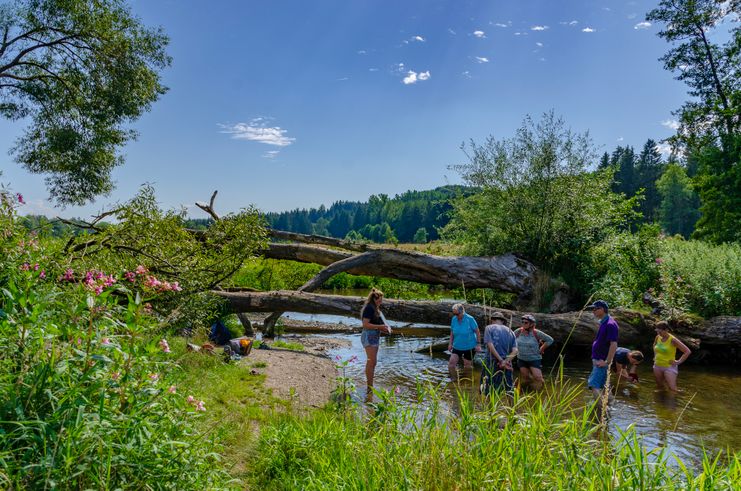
left=451, top=347, right=475, bottom=361
left=588, top=361, right=608, bottom=389
left=481, top=362, right=514, bottom=394
left=653, top=364, right=678, bottom=375
left=361, top=329, right=380, bottom=348
left=517, top=359, right=542, bottom=369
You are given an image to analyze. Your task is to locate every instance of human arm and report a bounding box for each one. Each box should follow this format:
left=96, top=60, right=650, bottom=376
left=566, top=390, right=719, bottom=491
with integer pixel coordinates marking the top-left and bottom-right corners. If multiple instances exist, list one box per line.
left=448, top=329, right=454, bottom=352
left=672, top=337, right=692, bottom=365
left=362, top=316, right=390, bottom=333
left=536, top=330, right=554, bottom=354
left=475, top=327, right=482, bottom=352
left=598, top=341, right=618, bottom=367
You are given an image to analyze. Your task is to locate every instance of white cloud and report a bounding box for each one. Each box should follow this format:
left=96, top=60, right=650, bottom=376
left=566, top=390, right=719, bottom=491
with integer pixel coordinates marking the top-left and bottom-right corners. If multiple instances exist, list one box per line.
left=369, top=67, right=379, bottom=72
left=617, top=136, right=624, bottom=142
left=473, top=30, right=486, bottom=38
left=514, top=31, right=527, bottom=36
left=219, top=119, right=295, bottom=147
left=582, top=27, right=596, bottom=33
left=357, top=49, right=367, bottom=54
left=411, top=35, right=425, bottom=42
left=662, top=119, right=680, bottom=130
left=263, top=150, right=280, bottom=159
left=560, top=20, right=579, bottom=26
left=531, top=25, right=549, bottom=31
left=448, top=28, right=456, bottom=35
left=655, top=142, right=673, bottom=156
left=475, top=56, right=489, bottom=63
left=20, top=198, right=56, bottom=217
left=337, top=77, right=349, bottom=81
left=462, top=70, right=472, bottom=79
left=493, top=22, right=510, bottom=28
left=535, top=42, right=543, bottom=47
left=403, top=70, right=431, bottom=84
left=634, top=21, right=651, bottom=30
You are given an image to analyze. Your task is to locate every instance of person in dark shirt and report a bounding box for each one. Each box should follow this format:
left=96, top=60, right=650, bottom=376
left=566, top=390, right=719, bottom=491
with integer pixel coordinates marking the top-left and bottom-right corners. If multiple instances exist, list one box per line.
left=612, top=347, right=644, bottom=383
left=588, top=300, right=619, bottom=398
left=360, top=288, right=390, bottom=393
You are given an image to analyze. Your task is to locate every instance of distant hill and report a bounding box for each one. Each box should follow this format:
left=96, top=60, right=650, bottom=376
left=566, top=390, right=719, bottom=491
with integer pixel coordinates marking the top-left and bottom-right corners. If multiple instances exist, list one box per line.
left=263, top=185, right=474, bottom=243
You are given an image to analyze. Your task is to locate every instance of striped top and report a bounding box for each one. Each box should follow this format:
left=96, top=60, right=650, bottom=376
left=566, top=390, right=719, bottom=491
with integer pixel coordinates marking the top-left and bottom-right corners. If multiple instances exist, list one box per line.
left=515, top=328, right=554, bottom=362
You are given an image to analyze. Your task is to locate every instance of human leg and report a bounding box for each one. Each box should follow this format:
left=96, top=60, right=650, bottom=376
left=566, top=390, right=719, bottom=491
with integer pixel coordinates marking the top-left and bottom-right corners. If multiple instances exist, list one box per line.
left=364, top=345, right=378, bottom=389
left=653, top=366, right=666, bottom=389
left=664, top=365, right=679, bottom=392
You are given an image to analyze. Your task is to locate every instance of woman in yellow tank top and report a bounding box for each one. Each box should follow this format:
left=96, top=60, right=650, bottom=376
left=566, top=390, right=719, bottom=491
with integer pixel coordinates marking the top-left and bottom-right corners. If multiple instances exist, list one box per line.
left=653, top=321, right=691, bottom=392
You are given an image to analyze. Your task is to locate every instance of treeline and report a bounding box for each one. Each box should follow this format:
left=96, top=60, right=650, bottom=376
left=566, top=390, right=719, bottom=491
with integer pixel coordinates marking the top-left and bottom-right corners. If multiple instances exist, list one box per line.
left=598, top=139, right=700, bottom=238
left=262, top=185, right=473, bottom=243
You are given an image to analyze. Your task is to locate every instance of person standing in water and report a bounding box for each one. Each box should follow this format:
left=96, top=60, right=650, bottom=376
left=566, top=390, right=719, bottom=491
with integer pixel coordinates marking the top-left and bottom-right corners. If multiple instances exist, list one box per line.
left=514, top=314, right=553, bottom=391
left=448, top=303, right=482, bottom=373
left=653, top=321, right=691, bottom=392
left=588, top=300, right=619, bottom=398
left=360, top=288, right=390, bottom=393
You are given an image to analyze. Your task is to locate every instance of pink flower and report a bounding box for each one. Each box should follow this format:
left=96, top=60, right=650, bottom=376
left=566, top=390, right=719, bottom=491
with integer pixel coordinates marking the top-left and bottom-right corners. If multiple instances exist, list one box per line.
left=94, top=285, right=104, bottom=296
left=159, top=339, right=171, bottom=353
left=187, top=395, right=196, bottom=404
left=39, top=270, right=46, bottom=279
left=144, top=276, right=161, bottom=289
left=394, top=386, right=401, bottom=395
left=170, top=282, right=182, bottom=292
left=61, top=268, right=74, bottom=281
left=135, top=265, right=148, bottom=276
left=111, top=371, right=121, bottom=381
left=168, top=385, right=177, bottom=394
left=20, top=263, right=30, bottom=271
left=101, top=337, right=111, bottom=346
left=32, top=263, right=39, bottom=271
left=195, top=400, right=206, bottom=412
left=148, top=373, right=159, bottom=382
left=348, top=355, right=358, bottom=363
left=655, top=258, right=664, bottom=264
left=124, top=271, right=136, bottom=282
left=16, top=193, right=24, bottom=204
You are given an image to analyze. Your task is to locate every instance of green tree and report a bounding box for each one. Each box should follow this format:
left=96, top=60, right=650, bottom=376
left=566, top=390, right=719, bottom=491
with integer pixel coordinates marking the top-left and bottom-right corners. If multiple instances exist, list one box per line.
left=635, top=139, right=665, bottom=223
left=656, top=163, right=701, bottom=238
left=647, top=0, right=740, bottom=242
left=446, top=112, right=637, bottom=289
left=0, top=0, right=171, bottom=205
left=412, top=227, right=428, bottom=244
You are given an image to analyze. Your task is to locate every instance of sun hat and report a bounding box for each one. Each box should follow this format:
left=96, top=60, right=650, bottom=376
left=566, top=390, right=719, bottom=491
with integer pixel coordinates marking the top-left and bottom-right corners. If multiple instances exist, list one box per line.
left=490, top=311, right=507, bottom=321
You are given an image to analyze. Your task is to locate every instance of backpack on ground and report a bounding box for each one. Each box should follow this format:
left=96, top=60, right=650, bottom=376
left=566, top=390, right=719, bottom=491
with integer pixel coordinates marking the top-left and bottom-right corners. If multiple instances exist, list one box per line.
left=209, top=319, right=231, bottom=345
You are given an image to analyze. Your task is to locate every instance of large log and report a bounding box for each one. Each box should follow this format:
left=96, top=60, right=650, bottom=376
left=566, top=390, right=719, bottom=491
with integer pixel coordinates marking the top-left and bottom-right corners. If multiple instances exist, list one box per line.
left=214, top=290, right=741, bottom=351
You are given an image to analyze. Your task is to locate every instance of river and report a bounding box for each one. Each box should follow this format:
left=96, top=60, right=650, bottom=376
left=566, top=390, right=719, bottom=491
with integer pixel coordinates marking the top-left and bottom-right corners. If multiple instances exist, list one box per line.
left=279, top=312, right=741, bottom=465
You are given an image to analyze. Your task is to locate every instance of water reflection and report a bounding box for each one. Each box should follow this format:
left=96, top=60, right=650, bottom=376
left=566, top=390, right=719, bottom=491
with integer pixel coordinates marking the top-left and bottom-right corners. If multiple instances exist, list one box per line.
left=321, top=331, right=741, bottom=463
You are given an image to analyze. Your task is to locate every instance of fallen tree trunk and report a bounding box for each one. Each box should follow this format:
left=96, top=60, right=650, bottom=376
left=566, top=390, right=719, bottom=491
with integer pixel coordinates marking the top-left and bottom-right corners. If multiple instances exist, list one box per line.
left=267, top=228, right=372, bottom=252
left=215, top=290, right=741, bottom=351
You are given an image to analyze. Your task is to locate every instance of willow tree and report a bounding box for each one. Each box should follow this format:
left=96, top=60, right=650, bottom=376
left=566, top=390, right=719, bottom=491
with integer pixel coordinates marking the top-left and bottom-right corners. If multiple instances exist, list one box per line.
left=0, top=0, right=170, bottom=205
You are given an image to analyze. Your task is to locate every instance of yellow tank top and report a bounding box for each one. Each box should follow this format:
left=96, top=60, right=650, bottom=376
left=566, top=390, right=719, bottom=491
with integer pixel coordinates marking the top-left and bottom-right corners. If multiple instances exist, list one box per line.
left=653, top=334, right=677, bottom=367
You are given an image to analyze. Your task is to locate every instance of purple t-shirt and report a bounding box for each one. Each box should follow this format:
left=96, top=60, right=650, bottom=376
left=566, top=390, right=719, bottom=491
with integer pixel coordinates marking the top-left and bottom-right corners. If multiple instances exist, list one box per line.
left=591, top=315, right=619, bottom=360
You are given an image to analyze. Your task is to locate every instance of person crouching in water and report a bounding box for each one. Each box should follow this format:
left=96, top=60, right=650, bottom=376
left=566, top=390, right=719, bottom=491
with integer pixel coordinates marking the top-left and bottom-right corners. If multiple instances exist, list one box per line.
left=612, top=347, right=644, bottom=383
left=360, top=288, right=390, bottom=393
left=448, top=303, right=482, bottom=374
left=514, top=314, right=553, bottom=391
left=481, top=311, right=518, bottom=396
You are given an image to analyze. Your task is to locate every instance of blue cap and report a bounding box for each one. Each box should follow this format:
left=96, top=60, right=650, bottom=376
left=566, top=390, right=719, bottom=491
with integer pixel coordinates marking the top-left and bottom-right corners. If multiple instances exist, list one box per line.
left=590, top=300, right=609, bottom=311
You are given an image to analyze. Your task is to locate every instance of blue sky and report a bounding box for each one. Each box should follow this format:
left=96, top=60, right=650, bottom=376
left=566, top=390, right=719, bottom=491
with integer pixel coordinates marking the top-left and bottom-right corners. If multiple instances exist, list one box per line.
left=1, top=0, right=695, bottom=218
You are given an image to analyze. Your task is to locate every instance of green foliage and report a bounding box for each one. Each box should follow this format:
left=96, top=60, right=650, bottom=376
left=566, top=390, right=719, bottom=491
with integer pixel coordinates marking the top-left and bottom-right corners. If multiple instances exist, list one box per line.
left=412, top=227, right=428, bottom=244
left=0, top=196, right=234, bottom=489
left=656, top=163, right=700, bottom=238
left=250, top=382, right=741, bottom=489
left=446, top=112, right=638, bottom=292
left=656, top=239, right=741, bottom=318
left=271, top=340, right=305, bottom=351
left=1, top=0, right=171, bottom=205
left=647, top=0, right=741, bottom=243
left=265, top=185, right=472, bottom=243
left=65, top=185, right=268, bottom=328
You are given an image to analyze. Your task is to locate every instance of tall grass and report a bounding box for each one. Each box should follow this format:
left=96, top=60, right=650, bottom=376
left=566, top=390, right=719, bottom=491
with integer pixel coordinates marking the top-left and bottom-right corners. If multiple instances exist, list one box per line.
left=250, top=381, right=740, bottom=490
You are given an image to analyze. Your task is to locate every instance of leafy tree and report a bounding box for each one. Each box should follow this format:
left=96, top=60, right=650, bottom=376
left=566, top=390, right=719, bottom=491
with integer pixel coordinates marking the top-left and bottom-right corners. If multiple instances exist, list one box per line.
left=446, top=112, right=638, bottom=290
left=657, top=163, right=701, bottom=238
left=412, top=227, right=428, bottom=244
left=635, top=139, right=666, bottom=223
left=0, top=0, right=171, bottom=205
left=647, top=0, right=740, bottom=242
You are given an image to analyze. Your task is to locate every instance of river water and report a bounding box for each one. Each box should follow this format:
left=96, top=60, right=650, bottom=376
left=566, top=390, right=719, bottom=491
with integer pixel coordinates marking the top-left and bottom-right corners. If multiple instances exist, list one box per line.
left=280, top=312, right=741, bottom=465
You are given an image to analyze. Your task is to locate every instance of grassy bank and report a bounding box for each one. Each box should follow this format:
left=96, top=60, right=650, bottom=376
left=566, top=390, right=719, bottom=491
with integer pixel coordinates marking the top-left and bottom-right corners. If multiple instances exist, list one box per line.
left=247, top=382, right=740, bottom=490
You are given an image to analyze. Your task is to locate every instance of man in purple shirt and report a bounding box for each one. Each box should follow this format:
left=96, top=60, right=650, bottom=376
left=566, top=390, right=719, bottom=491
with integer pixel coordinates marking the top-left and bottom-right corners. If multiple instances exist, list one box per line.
left=588, top=300, right=619, bottom=398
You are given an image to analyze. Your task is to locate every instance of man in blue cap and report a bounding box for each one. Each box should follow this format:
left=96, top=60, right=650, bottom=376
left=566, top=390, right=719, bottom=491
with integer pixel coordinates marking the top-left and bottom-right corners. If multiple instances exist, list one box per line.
left=588, top=300, right=619, bottom=398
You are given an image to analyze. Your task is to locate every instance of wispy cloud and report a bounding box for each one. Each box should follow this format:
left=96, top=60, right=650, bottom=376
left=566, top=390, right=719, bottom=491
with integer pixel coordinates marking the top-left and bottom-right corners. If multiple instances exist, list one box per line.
left=535, top=42, right=543, bottom=47
left=473, top=30, right=486, bottom=38
left=617, top=136, right=624, bottom=142
left=474, top=56, right=489, bottom=63
left=462, top=70, right=472, bottom=79
left=403, top=70, right=431, bottom=85
left=219, top=118, right=295, bottom=147
left=634, top=21, right=651, bottom=30
left=357, top=49, right=367, bottom=55
left=531, top=25, right=549, bottom=31
left=447, top=28, right=456, bottom=35
left=662, top=119, right=680, bottom=130
left=582, top=27, right=596, bottom=33
left=493, top=22, right=510, bottom=28
left=514, top=31, right=527, bottom=36
left=411, top=35, right=425, bottom=42
left=369, top=67, right=379, bottom=72
left=560, top=20, right=579, bottom=26
left=263, top=150, right=280, bottom=159
left=655, top=142, right=674, bottom=156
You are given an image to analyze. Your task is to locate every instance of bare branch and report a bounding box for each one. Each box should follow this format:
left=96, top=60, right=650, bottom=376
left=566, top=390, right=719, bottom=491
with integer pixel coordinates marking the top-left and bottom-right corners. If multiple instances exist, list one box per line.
left=195, top=190, right=221, bottom=221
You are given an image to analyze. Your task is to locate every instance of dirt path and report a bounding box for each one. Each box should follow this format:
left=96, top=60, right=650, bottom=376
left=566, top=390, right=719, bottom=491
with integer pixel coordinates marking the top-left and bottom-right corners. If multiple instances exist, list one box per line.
left=246, top=335, right=349, bottom=410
